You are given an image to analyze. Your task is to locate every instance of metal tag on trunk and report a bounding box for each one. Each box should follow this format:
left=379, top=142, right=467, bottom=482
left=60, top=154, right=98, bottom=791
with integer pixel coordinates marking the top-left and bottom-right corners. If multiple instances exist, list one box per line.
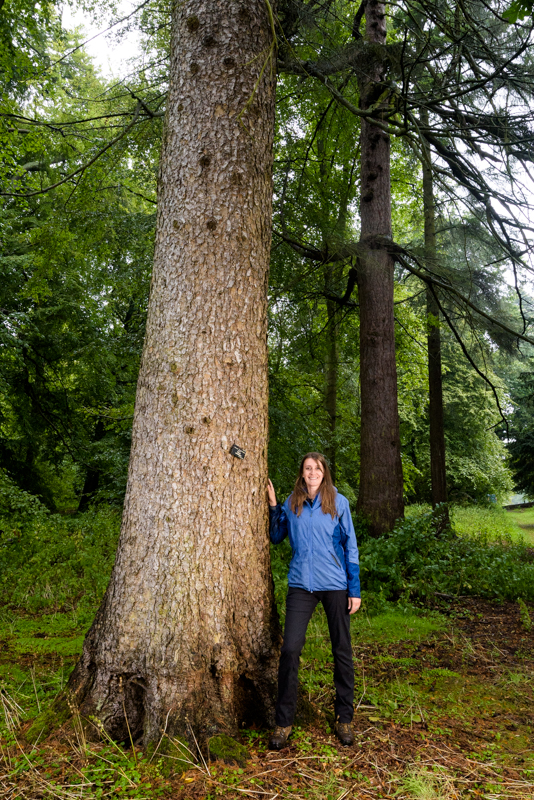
left=230, top=444, right=246, bottom=459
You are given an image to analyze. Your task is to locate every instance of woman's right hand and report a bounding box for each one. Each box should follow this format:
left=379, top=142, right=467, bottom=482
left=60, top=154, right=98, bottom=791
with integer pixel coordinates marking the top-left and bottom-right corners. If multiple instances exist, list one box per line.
left=267, top=479, right=277, bottom=508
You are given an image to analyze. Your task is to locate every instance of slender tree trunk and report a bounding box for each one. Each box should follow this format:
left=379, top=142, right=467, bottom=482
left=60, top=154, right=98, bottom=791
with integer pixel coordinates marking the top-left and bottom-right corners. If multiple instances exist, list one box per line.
left=325, top=294, right=339, bottom=481
left=421, top=132, right=448, bottom=511
left=356, top=0, right=404, bottom=535
left=78, top=419, right=105, bottom=513
left=318, top=140, right=348, bottom=484
left=67, top=0, right=279, bottom=745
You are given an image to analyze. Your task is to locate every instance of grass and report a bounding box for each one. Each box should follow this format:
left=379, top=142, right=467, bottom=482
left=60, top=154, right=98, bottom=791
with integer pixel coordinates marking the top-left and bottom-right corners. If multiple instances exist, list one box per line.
left=505, top=506, right=534, bottom=545
left=2, top=504, right=534, bottom=798
left=354, top=608, right=446, bottom=643
left=406, top=502, right=534, bottom=546
left=452, top=504, right=520, bottom=540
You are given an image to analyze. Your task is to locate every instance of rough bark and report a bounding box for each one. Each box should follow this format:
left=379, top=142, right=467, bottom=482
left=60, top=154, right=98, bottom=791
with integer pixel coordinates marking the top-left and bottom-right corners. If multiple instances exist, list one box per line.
left=356, top=0, right=404, bottom=535
left=67, top=0, right=280, bottom=745
left=422, top=133, right=448, bottom=512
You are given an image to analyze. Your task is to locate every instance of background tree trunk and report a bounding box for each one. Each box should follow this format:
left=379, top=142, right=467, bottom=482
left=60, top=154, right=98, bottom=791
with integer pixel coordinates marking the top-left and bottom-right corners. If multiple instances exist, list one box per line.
left=324, top=293, right=339, bottom=481
left=77, top=418, right=105, bottom=513
left=68, top=0, right=279, bottom=745
left=356, top=0, right=404, bottom=535
left=422, top=134, right=449, bottom=513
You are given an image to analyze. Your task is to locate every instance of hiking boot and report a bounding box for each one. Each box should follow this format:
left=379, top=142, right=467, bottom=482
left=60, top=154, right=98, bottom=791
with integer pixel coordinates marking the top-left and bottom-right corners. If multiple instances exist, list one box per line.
left=268, top=725, right=292, bottom=750
left=335, top=721, right=354, bottom=746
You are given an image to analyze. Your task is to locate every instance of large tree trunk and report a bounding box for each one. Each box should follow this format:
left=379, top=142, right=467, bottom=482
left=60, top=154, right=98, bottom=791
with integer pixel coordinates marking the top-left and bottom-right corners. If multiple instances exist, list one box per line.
left=356, top=0, right=404, bottom=535
left=67, top=0, right=279, bottom=745
left=421, top=132, right=448, bottom=511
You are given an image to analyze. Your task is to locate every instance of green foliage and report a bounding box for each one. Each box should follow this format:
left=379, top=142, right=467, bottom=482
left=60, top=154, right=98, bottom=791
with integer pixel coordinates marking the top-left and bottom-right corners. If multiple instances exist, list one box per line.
left=270, top=538, right=291, bottom=614
left=360, top=507, right=534, bottom=602
left=507, top=370, right=534, bottom=499
left=503, top=0, right=533, bottom=22
left=402, top=328, right=514, bottom=504
left=0, top=467, right=49, bottom=527
left=0, top=9, right=159, bottom=511
left=518, top=597, right=532, bottom=631
left=145, top=735, right=192, bottom=776
left=0, top=504, right=120, bottom=614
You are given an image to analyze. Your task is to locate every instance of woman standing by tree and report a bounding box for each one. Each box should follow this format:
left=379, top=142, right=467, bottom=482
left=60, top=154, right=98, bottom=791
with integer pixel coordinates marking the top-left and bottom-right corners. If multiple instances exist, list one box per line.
left=268, top=453, right=361, bottom=749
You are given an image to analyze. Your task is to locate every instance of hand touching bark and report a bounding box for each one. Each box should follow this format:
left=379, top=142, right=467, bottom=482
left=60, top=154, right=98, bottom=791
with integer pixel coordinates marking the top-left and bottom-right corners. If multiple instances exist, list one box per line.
left=267, top=479, right=277, bottom=508
left=348, top=597, right=361, bottom=614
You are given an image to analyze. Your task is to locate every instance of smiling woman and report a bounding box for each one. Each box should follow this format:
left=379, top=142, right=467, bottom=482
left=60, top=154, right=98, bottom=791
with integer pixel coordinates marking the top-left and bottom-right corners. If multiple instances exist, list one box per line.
left=267, top=452, right=361, bottom=750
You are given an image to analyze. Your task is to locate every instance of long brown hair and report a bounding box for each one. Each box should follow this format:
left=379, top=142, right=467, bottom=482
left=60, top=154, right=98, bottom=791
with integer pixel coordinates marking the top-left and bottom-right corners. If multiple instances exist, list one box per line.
left=290, top=452, right=337, bottom=518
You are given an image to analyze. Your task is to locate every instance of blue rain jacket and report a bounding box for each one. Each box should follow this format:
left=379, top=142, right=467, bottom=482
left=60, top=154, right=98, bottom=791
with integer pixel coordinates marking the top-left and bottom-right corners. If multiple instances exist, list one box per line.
left=269, top=491, right=360, bottom=597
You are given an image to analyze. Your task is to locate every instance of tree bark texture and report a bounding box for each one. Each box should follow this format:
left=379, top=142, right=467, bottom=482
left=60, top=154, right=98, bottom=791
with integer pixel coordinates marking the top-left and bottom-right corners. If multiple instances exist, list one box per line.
left=68, top=0, right=279, bottom=745
left=422, top=138, right=448, bottom=510
left=356, top=0, right=404, bottom=535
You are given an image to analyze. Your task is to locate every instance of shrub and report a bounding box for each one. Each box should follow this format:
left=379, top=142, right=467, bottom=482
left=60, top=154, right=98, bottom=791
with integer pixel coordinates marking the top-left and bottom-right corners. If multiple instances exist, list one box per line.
left=0, top=504, right=120, bottom=615
left=360, top=508, right=534, bottom=603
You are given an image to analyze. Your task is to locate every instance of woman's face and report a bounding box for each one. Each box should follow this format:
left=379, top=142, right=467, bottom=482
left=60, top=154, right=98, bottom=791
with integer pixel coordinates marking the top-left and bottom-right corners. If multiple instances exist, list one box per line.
left=302, top=458, right=324, bottom=497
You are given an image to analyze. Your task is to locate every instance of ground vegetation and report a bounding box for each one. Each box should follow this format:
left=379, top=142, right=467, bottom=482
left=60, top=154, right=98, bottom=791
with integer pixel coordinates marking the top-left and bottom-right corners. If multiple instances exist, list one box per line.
left=1, top=504, right=534, bottom=798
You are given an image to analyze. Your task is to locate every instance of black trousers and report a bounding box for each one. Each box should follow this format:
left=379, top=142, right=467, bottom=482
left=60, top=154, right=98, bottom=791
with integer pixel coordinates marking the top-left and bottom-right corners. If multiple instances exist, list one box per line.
left=275, top=586, right=354, bottom=727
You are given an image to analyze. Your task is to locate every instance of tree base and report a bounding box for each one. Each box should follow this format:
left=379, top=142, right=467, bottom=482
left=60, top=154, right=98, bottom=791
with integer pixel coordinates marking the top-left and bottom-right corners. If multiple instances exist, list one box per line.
left=24, top=692, right=72, bottom=745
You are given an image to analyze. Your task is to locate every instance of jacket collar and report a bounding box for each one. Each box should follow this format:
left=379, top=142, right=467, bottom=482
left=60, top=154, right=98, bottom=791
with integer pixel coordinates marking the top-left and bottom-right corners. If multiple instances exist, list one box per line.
left=306, top=493, right=322, bottom=509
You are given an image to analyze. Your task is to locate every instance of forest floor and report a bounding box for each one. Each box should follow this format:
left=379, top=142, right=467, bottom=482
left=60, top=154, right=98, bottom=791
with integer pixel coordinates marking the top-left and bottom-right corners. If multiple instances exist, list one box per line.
left=1, top=594, right=533, bottom=799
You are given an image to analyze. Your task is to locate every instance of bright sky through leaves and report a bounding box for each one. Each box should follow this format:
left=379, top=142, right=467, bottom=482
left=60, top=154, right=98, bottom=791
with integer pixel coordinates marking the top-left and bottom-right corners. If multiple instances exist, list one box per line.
left=61, top=1, right=142, bottom=77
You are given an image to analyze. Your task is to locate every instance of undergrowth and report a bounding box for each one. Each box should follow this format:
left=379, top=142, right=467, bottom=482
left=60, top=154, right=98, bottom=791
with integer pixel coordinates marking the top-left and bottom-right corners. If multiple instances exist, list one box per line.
left=2, top=485, right=534, bottom=797
left=361, top=506, right=534, bottom=604
left=0, top=475, right=120, bottom=616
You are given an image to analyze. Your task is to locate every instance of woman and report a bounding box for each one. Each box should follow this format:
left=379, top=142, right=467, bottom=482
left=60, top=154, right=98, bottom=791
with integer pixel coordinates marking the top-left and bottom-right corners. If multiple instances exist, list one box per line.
left=268, top=452, right=361, bottom=750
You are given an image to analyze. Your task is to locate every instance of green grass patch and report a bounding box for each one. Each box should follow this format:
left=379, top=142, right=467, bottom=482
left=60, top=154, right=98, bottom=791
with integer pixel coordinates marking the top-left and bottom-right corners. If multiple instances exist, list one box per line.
left=408, top=501, right=534, bottom=546
left=452, top=504, right=520, bottom=540
left=505, top=506, right=534, bottom=545
left=353, top=609, right=446, bottom=644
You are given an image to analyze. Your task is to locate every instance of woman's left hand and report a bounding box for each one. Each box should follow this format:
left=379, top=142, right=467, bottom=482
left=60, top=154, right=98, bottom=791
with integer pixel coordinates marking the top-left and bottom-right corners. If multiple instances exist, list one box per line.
left=348, top=597, right=361, bottom=614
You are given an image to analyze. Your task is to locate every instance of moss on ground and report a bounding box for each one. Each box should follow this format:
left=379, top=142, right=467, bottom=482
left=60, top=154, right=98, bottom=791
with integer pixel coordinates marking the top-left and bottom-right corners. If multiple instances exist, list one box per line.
left=208, top=734, right=248, bottom=767
left=24, top=692, right=72, bottom=744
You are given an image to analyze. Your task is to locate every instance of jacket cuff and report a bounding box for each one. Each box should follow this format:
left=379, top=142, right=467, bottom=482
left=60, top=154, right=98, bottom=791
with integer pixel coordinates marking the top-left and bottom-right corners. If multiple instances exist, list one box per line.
left=348, top=563, right=360, bottom=598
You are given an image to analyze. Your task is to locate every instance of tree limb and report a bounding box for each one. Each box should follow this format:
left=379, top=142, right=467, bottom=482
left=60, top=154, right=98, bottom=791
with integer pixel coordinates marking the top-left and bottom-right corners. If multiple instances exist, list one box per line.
left=0, top=104, right=147, bottom=198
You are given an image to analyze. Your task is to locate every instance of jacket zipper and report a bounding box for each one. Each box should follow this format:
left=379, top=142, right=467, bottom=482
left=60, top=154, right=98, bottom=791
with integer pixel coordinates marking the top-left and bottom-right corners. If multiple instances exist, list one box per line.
left=309, top=504, right=313, bottom=592
left=330, top=552, right=342, bottom=569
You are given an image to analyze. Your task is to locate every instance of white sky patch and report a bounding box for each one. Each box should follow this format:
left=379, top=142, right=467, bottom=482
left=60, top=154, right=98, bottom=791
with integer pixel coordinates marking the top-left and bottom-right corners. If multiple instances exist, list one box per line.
left=61, top=2, right=142, bottom=78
